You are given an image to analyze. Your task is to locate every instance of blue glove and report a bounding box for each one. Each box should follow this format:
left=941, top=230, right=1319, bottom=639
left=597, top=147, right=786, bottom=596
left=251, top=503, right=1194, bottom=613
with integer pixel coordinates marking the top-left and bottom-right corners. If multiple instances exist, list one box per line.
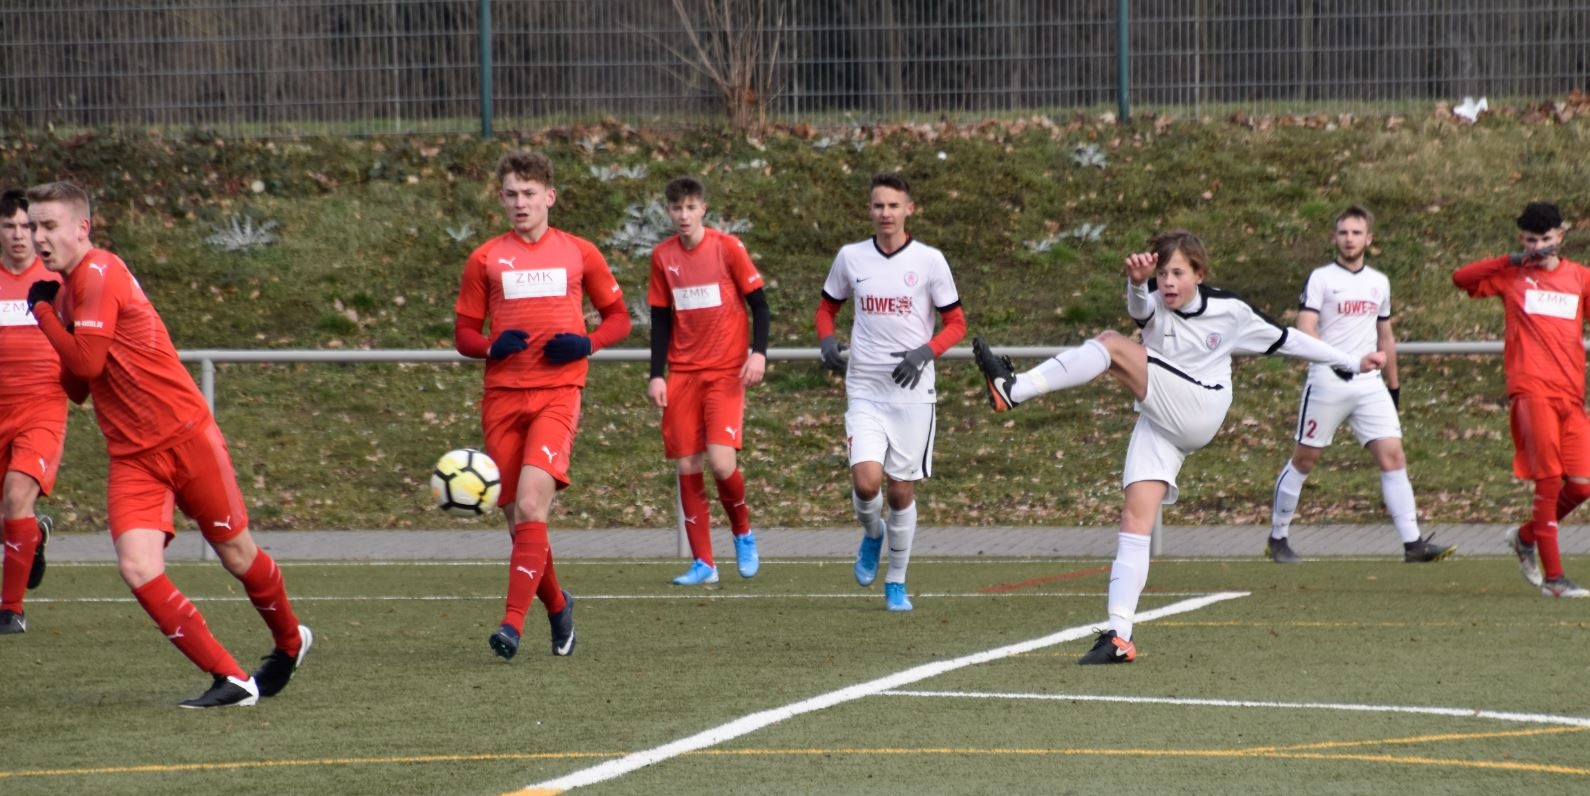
left=890, top=345, right=935, bottom=390
left=488, top=329, right=530, bottom=360
left=819, top=336, right=847, bottom=374
left=544, top=332, right=592, bottom=364
left=1331, top=367, right=1354, bottom=382
left=26, top=280, right=59, bottom=314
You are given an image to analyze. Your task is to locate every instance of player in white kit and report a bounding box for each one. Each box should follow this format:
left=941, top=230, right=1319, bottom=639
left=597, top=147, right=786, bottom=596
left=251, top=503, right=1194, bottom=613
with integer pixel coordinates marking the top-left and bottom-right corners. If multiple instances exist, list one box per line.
left=814, top=173, right=966, bottom=612
left=1265, top=206, right=1454, bottom=564
left=973, top=230, right=1383, bottom=664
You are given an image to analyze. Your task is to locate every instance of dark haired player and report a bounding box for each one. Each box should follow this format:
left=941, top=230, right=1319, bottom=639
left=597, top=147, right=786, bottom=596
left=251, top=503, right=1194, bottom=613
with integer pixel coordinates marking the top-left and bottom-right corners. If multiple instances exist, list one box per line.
left=1454, top=201, right=1590, bottom=598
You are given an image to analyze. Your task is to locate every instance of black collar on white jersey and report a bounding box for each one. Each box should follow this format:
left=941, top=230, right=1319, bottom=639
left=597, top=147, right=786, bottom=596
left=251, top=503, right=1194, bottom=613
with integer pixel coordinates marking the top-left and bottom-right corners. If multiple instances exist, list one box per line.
left=872, top=235, right=915, bottom=259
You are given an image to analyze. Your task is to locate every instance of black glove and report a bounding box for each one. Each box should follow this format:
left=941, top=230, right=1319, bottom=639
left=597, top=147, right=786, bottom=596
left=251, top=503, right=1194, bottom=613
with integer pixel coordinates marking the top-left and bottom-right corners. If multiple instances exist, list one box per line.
left=819, top=336, right=847, bottom=374
left=543, top=332, right=592, bottom=364
left=1388, top=386, right=1400, bottom=410
left=890, top=345, right=935, bottom=390
left=1331, top=367, right=1355, bottom=382
left=1509, top=245, right=1556, bottom=266
left=488, top=329, right=530, bottom=360
left=26, top=280, right=59, bottom=314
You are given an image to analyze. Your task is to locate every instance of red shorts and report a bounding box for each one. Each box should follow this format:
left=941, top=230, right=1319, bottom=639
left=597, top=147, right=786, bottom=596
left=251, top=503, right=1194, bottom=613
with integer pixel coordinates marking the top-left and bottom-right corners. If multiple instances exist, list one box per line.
left=483, top=386, right=582, bottom=503
left=1509, top=394, right=1590, bottom=480
left=661, top=370, right=746, bottom=459
left=0, top=400, right=68, bottom=496
left=107, top=421, right=249, bottom=543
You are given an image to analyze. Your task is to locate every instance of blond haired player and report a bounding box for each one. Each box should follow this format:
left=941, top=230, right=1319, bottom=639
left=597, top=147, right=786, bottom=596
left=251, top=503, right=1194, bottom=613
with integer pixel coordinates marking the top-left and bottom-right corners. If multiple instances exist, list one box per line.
left=27, top=181, right=310, bottom=706
left=454, top=151, right=632, bottom=659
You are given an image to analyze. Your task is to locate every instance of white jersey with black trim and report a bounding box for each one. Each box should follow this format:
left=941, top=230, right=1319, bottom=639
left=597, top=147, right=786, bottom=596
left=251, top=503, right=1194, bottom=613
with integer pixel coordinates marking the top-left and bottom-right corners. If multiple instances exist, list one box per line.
left=1128, top=280, right=1288, bottom=392
left=1297, top=261, right=1391, bottom=383
left=822, top=236, right=961, bottom=404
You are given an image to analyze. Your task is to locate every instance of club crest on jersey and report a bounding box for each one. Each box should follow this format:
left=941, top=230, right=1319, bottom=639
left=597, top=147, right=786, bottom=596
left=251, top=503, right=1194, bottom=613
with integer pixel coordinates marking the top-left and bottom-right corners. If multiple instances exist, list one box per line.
left=1205, top=333, right=1223, bottom=349
left=903, top=271, right=920, bottom=287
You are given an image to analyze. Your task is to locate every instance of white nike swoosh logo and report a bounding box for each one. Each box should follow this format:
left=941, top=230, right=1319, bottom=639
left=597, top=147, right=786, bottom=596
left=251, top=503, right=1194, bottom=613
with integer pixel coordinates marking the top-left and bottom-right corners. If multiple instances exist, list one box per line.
left=554, top=632, right=575, bottom=655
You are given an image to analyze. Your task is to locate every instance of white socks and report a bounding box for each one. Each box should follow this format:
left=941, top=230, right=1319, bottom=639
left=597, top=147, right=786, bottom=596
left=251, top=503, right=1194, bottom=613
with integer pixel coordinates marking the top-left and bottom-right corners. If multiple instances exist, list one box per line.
left=1011, top=339, right=1110, bottom=404
left=1381, top=468, right=1420, bottom=543
left=1270, top=461, right=1308, bottom=538
left=1107, top=532, right=1152, bottom=641
left=853, top=491, right=884, bottom=539
left=884, top=501, right=917, bottom=585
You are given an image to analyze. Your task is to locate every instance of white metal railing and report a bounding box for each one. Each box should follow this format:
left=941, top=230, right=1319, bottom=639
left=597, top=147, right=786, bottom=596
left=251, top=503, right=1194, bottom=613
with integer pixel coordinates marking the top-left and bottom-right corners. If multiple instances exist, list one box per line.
left=175, top=341, right=1517, bottom=557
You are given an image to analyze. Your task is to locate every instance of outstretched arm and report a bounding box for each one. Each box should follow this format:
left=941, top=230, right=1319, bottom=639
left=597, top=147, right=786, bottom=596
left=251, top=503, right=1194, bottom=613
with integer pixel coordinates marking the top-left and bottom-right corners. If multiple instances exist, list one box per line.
left=1277, top=328, right=1382, bottom=373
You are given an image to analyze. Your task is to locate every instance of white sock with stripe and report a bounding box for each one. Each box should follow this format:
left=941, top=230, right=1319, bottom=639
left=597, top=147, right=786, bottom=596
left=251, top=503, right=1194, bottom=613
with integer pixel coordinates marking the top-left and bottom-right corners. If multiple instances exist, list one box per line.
left=884, top=501, right=917, bottom=584
left=1107, top=532, right=1152, bottom=641
left=1011, top=339, right=1110, bottom=404
left=853, top=491, right=884, bottom=539
left=1381, top=468, right=1420, bottom=543
left=1270, top=461, right=1308, bottom=538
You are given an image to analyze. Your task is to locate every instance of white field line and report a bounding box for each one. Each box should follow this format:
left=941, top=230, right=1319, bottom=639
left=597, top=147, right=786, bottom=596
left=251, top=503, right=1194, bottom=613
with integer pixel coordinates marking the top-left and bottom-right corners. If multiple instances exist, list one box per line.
left=44, top=557, right=1438, bottom=568
left=24, top=587, right=1221, bottom=603
left=510, top=591, right=1250, bottom=794
left=28, top=590, right=1215, bottom=605
left=879, top=690, right=1590, bottom=729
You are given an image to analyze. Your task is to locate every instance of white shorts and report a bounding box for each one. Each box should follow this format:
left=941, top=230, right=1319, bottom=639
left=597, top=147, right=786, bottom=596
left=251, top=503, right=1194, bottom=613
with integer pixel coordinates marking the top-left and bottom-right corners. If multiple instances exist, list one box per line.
left=1292, top=374, right=1401, bottom=448
left=1123, top=361, right=1233, bottom=504
left=846, top=398, right=936, bottom=482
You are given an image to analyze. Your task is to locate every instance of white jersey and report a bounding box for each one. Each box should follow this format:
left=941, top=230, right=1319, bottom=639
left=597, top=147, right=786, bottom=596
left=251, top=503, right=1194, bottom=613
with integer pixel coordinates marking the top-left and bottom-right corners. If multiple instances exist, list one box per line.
left=1128, top=280, right=1289, bottom=392
left=1297, top=261, right=1391, bottom=383
left=822, top=237, right=960, bottom=403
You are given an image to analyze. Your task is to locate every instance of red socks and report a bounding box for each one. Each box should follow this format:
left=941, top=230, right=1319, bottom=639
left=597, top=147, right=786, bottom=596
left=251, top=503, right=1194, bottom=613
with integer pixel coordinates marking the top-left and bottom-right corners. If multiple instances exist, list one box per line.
left=679, top=472, right=714, bottom=566
left=1530, top=479, right=1565, bottom=580
left=1, top=517, right=41, bottom=612
left=133, top=574, right=246, bottom=680
left=537, top=555, right=566, bottom=615
left=502, top=521, right=550, bottom=631
left=239, top=550, right=303, bottom=655
left=716, top=470, right=751, bottom=536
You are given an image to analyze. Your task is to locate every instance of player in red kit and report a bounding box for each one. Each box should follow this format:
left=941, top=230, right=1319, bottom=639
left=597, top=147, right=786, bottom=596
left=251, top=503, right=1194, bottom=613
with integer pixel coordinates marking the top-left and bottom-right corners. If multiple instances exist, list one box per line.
left=0, top=189, right=64, bottom=635
left=1454, top=201, right=1590, bottom=598
left=454, top=151, right=631, bottom=660
left=26, top=181, right=311, bottom=706
left=647, top=177, right=769, bottom=585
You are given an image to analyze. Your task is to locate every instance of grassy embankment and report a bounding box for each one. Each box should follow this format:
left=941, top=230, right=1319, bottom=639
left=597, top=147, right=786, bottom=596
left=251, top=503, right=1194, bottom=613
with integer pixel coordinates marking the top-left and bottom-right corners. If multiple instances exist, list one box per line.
left=4, top=111, right=1586, bottom=531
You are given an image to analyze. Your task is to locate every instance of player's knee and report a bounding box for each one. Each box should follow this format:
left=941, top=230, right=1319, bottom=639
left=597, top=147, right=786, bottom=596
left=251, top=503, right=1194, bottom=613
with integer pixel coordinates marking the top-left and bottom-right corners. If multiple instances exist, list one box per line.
left=1, top=477, right=40, bottom=518
left=117, top=557, right=164, bottom=588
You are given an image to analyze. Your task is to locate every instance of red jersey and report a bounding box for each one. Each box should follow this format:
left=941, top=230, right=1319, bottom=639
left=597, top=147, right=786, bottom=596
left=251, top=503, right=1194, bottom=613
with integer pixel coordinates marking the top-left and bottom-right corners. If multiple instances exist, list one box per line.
left=55, top=248, right=212, bottom=456
left=648, top=228, right=764, bottom=372
left=0, top=258, right=66, bottom=404
left=1454, top=255, right=1590, bottom=402
left=454, top=228, right=624, bottom=390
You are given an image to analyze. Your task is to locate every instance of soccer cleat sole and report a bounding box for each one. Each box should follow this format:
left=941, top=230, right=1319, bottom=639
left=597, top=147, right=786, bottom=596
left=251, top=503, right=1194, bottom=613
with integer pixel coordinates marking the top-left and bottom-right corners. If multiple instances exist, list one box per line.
left=489, top=627, right=520, bottom=661
left=1503, top=527, right=1544, bottom=587
left=971, top=337, right=1018, bottom=412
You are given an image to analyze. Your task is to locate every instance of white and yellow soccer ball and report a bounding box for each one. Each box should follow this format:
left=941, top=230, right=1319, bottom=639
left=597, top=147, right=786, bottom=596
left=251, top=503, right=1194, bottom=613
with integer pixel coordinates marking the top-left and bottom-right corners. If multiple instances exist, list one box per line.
left=430, top=448, right=502, bottom=517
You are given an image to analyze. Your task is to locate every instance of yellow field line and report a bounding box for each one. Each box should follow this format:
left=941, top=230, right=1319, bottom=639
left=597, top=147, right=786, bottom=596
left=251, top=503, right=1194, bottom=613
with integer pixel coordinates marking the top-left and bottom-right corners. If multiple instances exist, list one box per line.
left=1251, top=725, right=1584, bottom=753
left=11, top=730, right=1587, bottom=784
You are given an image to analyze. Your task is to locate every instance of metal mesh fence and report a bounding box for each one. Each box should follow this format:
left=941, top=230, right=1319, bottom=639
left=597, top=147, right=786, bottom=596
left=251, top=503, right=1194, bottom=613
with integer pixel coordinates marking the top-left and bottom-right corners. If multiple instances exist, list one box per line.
left=2, top=1, right=1586, bottom=136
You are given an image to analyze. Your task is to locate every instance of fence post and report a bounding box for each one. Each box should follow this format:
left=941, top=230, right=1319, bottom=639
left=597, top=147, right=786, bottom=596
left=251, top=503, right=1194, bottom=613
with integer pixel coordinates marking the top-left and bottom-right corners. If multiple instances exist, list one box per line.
left=200, top=357, right=217, bottom=562
left=1116, top=0, right=1130, bottom=124
left=479, top=0, right=493, bottom=138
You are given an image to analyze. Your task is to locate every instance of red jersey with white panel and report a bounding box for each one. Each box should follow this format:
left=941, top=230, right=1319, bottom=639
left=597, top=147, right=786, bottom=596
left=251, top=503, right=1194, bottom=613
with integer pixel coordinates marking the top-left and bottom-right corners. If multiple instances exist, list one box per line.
left=1453, top=255, right=1590, bottom=402
left=1297, top=261, right=1391, bottom=384
left=54, top=248, right=212, bottom=456
left=648, top=228, right=763, bottom=373
left=821, top=237, right=961, bottom=404
left=455, top=228, right=624, bottom=390
left=0, top=257, right=65, bottom=404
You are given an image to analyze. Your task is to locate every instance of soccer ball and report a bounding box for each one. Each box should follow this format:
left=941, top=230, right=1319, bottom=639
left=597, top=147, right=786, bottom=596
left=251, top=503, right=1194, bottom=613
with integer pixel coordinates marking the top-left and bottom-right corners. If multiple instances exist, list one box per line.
left=430, top=448, right=502, bottom=517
